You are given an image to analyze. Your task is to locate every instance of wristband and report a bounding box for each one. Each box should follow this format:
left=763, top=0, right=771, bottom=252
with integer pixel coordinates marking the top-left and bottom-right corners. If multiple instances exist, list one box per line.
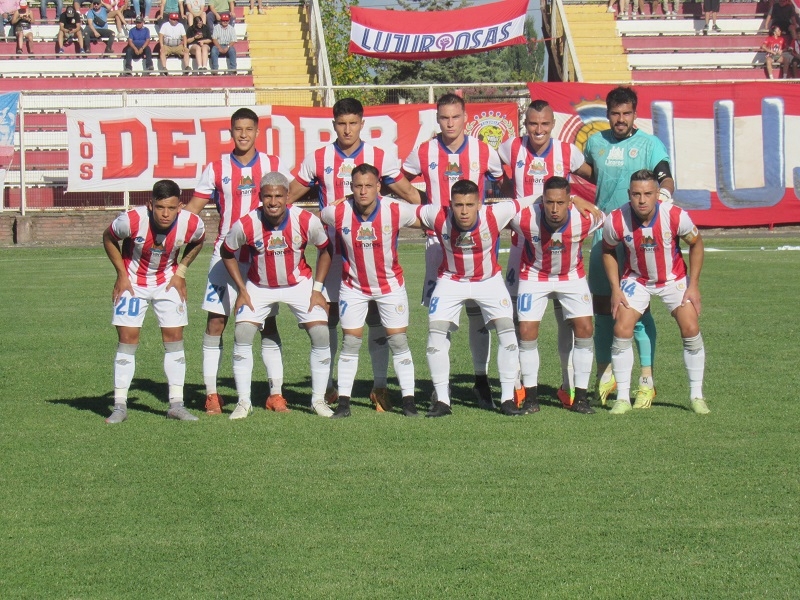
left=312, top=281, right=324, bottom=292
left=175, top=264, right=188, bottom=278
left=658, top=188, right=673, bottom=204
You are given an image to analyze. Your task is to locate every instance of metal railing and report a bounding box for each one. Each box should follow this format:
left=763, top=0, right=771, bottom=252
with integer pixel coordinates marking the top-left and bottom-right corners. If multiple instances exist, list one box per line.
left=308, top=0, right=334, bottom=107
left=542, top=0, right=584, bottom=82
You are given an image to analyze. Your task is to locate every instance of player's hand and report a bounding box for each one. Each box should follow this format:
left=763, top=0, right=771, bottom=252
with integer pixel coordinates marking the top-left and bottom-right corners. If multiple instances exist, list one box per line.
left=308, top=290, right=328, bottom=313
left=234, top=289, right=254, bottom=315
left=681, top=285, right=702, bottom=316
left=572, top=196, right=602, bottom=220
left=609, top=289, right=629, bottom=320
left=329, top=196, right=347, bottom=206
left=166, top=275, right=188, bottom=302
left=112, top=274, right=134, bottom=306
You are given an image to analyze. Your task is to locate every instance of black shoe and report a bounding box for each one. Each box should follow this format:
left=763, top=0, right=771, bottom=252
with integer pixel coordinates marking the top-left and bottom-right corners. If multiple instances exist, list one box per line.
left=570, top=399, right=595, bottom=414
left=402, top=396, right=419, bottom=417
left=521, top=386, right=539, bottom=414
left=426, top=400, right=452, bottom=418
left=500, top=399, right=522, bottom=416
left=331, top=396, right=351, bottom=419
left=473, top=378, right=494, bottom=410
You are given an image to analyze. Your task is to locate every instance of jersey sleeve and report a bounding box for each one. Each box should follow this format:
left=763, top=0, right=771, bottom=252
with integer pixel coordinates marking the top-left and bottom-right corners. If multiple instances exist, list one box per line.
left=569, top=143, right=586, bottom=173
left=648, top=136, right=670, bottom=169
left=397, top=202, right=419, bottom=227
left=273, top=156, right=295, bottom=185
left=583, top=135, right=597, bottom=167
left=379, top=146, right=403, bottom=184
left=417, top=204, right=437, bottom=229
left=222, top=220, right=246, bottom=254
left=508, top=211, right=523, bottom=236
left=193, top=162, right=217, bottom=200
left=402, top=146, right=422, bottom=177
left=497, top=138, right=512, bottom=166
left=587, top=211, right=605, bottom=237
left=307, top=213, right=330, bottom=249
left=319, top=205, right=334, bottom=227
left=189, top=214, right=206, bottom=243
left=489, top=200, right=519, bottom=228
left=602, top=213, right=620, bottom=248
left=675, top=207, right=698, bottom=239
left=485, top=146, right=504, bottom=180
left=109, top=211, right=132, bottom=241
left=295, top=152, right=317, bottom=188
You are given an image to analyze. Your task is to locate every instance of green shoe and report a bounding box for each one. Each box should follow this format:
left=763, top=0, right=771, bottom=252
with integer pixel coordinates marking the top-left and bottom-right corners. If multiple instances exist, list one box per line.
left=609, top=399, right=632, bottom=415
left=595, top=375, right=617, bottom=406
left=633, top=386, right=656, bottom=409
left=690, top=398, right=710, bottom=415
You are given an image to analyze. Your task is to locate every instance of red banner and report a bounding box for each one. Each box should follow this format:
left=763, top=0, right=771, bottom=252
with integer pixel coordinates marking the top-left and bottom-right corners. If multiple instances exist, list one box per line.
left=528, top=82, right=800, bottom=227
left=66, top=102, right=518, bottom=192
left=348, top=0, right=527, bottom=61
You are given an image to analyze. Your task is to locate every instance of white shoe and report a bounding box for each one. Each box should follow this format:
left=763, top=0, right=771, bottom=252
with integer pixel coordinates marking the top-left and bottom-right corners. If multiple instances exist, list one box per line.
left=229, top=401, right=253, bottom=420
left=607, top=6, right=616, bottom=12
left=311, top=398, right=334, bottom=417
left=248, top=7, right=253, bottom=14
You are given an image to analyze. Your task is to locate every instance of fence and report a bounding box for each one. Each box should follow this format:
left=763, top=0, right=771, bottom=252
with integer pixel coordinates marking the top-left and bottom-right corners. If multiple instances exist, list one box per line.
left=4, top=83, right=531, bottom=214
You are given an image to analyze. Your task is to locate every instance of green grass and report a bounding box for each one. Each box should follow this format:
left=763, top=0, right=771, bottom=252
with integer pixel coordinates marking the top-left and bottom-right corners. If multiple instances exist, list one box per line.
left=1, top=238, right=799, bottom=599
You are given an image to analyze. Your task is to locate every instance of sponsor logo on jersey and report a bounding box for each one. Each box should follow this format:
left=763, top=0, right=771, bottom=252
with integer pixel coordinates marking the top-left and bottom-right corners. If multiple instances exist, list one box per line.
left=465, top=111, right=515, bottom=151
left=135, top=236, right=145, bottom=243
left=267, top=235, right=287, bottom=251
left=342, top=226, right=351, bottom=235
left=605, top=146, right=625, bottom=168
left=356, top=225, right=376, bottom=242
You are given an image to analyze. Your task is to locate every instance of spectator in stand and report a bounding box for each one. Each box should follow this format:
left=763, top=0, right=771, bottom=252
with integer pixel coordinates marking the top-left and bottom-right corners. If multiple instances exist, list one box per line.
left=123, top=15, right=153, bottom=73
left=185, top=0, right=205, bottom=25
left=761, top=24, right=789, bottom=78
left=103, top=0, right=128, bottom=40
left=765, top=0, right=798, bottom=40
left=40, top=0, right=63, bottom=21
left=158, top=0, right=182, bottom=25
left=703, top=0, right=720, bottom=34
left=249, top=0, right=264, bottom=16
left=158, top=11, right=190, bottom=74
left=11, top=0, right=34, bottom=55
left=206, top=0, right=233, bottom=28
left=186, top=14, right=211, bottom=71
left=661, top=0, right=676, bottom=19
left=784, top=29, right=800, bottom=78
left=133, top=0, right=152, bottom=21
left=83, top=0, right=116, bottom=54
left=57, top=4, right=85, bottom=53
left=210, top=12, right=235, bottom=74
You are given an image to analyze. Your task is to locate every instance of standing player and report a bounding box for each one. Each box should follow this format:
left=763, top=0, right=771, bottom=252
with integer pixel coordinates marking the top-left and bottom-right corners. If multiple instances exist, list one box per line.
left=583, top=86, right=674, bottom=408
left=510, top=177, right=604, bottom=416
left=221, top=172, right=334, bottom=419
left=319, top=164, right=419, bottom=418
left=186, top=108, right=293, bottom=416
left=419, top=180, right=535, bottom=418
left=499, top=99, right=594, bottom=408
left=403, top=93, right=504, bottom=409
left=602, top=170, right=708, bottom=415
left=103, top=179, right=205, bottom=424
left=288, top=97, right=421, bottom=412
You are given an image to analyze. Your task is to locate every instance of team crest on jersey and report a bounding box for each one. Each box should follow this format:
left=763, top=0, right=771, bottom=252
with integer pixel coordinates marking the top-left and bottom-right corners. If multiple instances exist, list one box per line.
left=640, top=231, right=658, bottom=252
left=176, top=303, right=186, bottom=315
left=356, top=225, right=376, bottom=241
left=527, top=158, right=548, bottom=179
left=500, top=298, right=510, bottom=308
left=677, top=281, right=686, bottom=291
left=663, top=230, right=673, bottom=241
left=481, top=232, right=491, bottom=243
left=383, top=225, right=392, bottom=235
left=628, top=148, right=639, bottom=159
left=469, top=161, right=479, bottom=173
left=455, top=232, right=474, bottom=248
left=337, top=161, right=355, bottom=180
left=444, top=160, right=462, bottom=179
left=549, top=236, right=564, bottom=254
left=465, top=110, right=514, bottom=151
left=396, top=303, right=406, bottom=314
left=582, top=293, right=590, bottom=303
left=267, top=235, right=288, bottom=251
left=555, top=161, right=565, bottom=175
left=238, top=175, right=255, bottom=191
left=293, top=234, right=302, bottom=245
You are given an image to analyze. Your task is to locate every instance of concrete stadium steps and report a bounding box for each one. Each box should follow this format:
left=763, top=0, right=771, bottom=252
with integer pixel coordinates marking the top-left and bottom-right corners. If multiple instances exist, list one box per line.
left=6, top=72, right=253, bottom=90
left=245, top=5, right=317, bottom=105
left=1, top=56, right=253, bottom=76
left=564, top=3, right=630, bottom=82
left=631, top=67, right=769, bottom=81
left=617, top=17, right=764, bottom=36
left=623, top=34, right=762, bottom=52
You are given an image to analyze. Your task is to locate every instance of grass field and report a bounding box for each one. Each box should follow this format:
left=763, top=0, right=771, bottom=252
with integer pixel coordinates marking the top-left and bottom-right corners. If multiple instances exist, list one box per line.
left=1, top=236, right=799, bottom=599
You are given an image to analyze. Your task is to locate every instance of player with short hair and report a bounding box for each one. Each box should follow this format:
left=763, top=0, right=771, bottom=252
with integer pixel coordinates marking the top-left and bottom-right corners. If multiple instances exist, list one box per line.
left=103, top=179, right=206, bottom=424
left=186, top=108, right=293, bottom=416
left=602, top=170, right=708, bottom=415
left=499, top=98, right=595, bottom=409
left=583, top=86, right=674, bottom=409
left=510, top=176, right=604, bottom=415
left=403, top=93, right=504, bottom=409
left=289, top=97, right=421, bottom=412
left=319, top=164, right=420, bottom=418
left=221, top=172, right=334, bottom=419
left=419, top=179, right=535, bottom=418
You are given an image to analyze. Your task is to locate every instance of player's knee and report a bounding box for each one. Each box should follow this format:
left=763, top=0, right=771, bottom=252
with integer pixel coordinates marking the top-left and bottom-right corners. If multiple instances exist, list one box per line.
left=306, top=324, right=329, bottom=349
left=387, top=332, right=410, bottom=354
left=611, top=336, right=633, bottom=355
left=341, top=334, right=362, bottom=356
left=682, top=333, right=704, bottom=354
left=234, top=322, right=259, bottom=345
left=572, top=318, right=594, bottom=338
left=163, top=341, right=184, bottom=353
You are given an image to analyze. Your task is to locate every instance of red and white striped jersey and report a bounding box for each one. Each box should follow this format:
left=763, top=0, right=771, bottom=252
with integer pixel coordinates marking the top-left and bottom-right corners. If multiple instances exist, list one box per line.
left=418, top=201, right=520, bottom=283
left=319, top=198, right=418, bottom=296
left=295, top=141, right=403, bottom=210
left=603, top=202, right=697, bottom=287
left=498, top=137, right=585, bottom=200
left=510, top=205, right=603, bottom=282
left=109, top=206, right=205, bottom=289
left=222, top=205, right=328, bottom=288
left=193, top=152, right=292, bottom=255
left=403, top=135, right=503, bottom=207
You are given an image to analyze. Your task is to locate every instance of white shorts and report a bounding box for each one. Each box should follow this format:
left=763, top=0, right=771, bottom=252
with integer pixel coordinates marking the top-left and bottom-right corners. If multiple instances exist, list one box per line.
left=516, top=278, right=593, bottom=322
left=504, top=235, right=525, bottom=299
left=201, top=252, right=249, bottom=316
left=428, top=273, right=514, bottom=327
left=111, top=281, right=188, bottom=328
left=620, top=276, right=688, bottom=314
left=235, top=277, right=328, bottom=325
left=421, top=235, right=443, bottom=307
left=339, top=284, right=410, bottom=330
left=323, top=251, right=343, bottom=303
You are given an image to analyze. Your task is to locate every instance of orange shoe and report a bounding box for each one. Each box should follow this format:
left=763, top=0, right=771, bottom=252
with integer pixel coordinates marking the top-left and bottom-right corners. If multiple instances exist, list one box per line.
left=557, top=387, right=574, bottom=408
left=205, top=393, right=223, bottom=415
left=513, top=386, right=526, bottom=408
left=265, top=394, right=290, bottom=412
left=369, top=387, right=392, bottom=412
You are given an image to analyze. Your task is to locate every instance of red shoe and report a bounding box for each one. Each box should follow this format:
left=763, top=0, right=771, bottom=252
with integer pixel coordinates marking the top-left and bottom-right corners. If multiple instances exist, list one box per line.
left=265, top=394, right=290, bottom=412
left=513, top=386, right=526, bottom=408
left=205, top=393, right=223, bottom=415
left=557, top=387, right=574, bottom=408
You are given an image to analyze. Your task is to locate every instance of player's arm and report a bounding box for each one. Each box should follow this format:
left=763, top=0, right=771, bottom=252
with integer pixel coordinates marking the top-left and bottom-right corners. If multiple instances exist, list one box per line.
left=573, top=161, right=593, bottom=181
left=309, top=243, right=332, bottom=313
left=287, top=179, right=311, bottom=204
left=385, top=178, right=421, bottom=204
left=653, top=159, right=675, bottom=200
left=602, top=241, right=628, bottom=319
left=681, top=230, right=704, bottom=315
left=102, top=228, right=135, bottom=305
left=571, top=195, right=602, bottom=220
left=166, top=236, right=205, bottom=302
left=220, top=244, right=253, bottom=313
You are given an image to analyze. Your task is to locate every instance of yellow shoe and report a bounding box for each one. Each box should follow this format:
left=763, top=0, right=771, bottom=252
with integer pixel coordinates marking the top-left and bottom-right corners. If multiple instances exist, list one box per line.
left=690, top=398, right=710, bottom=415
left=609, top=399, right=631, bottom=415
left=633, top=386, right=656, bottom=409
left=595, top=375, right=617, bottom=407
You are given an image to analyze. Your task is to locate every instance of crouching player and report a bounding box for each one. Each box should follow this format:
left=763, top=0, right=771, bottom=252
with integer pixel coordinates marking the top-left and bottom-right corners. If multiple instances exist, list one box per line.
left=510, top=177, right=604, bottom=415
left=420, top=180, right=536, bottom=417
left=319, top=164, right=419, bottom=418
left=221, top=172, right=333, bottom=419
left=103, top=179, right=205, bottom=423
left=603, top=170, right=708, bottom=415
